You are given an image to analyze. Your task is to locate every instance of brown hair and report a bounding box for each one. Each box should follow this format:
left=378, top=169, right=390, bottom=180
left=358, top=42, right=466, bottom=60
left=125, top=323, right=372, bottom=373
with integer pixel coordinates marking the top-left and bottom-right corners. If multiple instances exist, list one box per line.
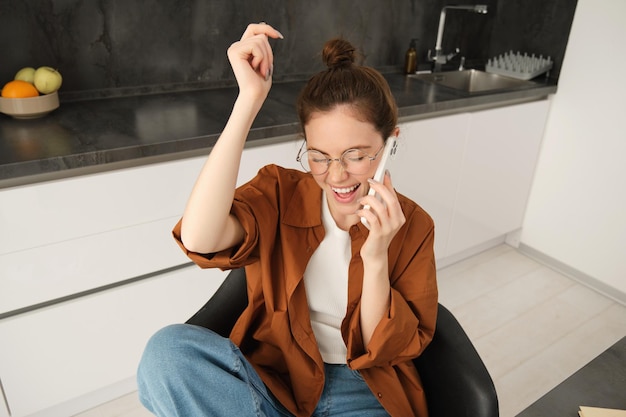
left=296, top=38, right=398, bottom=139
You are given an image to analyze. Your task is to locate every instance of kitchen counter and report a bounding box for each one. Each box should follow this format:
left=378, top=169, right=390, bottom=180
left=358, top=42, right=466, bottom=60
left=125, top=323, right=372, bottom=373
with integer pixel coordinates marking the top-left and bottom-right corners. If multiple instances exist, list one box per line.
left=0, top=72, right=557, bottom=188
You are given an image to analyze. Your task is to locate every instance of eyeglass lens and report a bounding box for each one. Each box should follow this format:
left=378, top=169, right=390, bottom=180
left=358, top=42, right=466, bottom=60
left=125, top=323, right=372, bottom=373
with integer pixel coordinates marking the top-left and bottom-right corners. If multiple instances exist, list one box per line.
left=299, top=149, right=372, bottom=175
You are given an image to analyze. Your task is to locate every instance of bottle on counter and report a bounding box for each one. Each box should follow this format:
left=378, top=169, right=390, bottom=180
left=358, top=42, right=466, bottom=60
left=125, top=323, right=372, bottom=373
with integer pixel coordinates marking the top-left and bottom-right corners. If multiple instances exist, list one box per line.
left=404, top=39, right=418, bottom=74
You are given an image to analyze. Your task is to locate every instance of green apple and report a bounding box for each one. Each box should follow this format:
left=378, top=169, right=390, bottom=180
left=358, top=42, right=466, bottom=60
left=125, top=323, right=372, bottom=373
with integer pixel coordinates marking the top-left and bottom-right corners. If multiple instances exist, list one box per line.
left=14, top=67, right=36, bottom=84
left=33, top=66, right=63, bottom=94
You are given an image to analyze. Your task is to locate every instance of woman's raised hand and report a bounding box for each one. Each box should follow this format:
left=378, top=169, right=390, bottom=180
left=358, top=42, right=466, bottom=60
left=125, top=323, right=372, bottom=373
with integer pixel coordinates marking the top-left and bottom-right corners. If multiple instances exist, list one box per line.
left=179, top=24, right=283, bottom=254
left=227, top=23, right=284, bottom=102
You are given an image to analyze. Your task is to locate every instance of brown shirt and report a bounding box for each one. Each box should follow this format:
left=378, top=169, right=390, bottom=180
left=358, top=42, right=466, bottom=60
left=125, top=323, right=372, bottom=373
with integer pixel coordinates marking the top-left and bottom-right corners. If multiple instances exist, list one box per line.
left=173, top=164, right=438, bottom=417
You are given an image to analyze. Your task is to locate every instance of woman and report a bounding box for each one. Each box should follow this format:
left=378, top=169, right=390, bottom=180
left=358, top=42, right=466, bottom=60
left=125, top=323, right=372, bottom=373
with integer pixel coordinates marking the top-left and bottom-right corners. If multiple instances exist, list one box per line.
left=138, top=23, right=438, bottom=417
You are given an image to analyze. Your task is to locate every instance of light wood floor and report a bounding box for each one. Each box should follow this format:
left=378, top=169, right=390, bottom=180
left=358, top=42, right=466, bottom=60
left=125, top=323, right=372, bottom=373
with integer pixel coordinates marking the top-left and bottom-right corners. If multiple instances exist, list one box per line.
left=74, top=244, right=626, bottom=417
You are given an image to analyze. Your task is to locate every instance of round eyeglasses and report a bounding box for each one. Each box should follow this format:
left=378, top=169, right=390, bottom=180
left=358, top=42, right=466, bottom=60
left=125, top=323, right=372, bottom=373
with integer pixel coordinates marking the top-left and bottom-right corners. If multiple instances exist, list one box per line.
left=296, top=143, right=385, bottom=175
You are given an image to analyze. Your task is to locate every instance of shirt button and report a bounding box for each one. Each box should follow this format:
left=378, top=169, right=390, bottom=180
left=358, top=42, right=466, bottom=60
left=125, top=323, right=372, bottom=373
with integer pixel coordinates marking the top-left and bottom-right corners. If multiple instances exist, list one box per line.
left=377, top=392, right=383, bottom=398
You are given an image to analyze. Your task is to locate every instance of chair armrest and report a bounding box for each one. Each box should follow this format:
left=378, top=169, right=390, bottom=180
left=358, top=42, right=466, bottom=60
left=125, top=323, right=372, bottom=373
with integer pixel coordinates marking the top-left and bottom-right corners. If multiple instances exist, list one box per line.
left=186, top=268, right=248, bottom=337
left=413, top=304, right=499, bottom=417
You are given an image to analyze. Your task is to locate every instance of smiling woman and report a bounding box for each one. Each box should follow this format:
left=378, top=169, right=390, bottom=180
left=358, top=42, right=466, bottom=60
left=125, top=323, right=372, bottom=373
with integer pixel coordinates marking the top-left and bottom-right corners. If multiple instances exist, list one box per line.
left=298, top=105, right=389, bottom=230
left=294, top=38, right=401, bottom=231
left=137, top=23, right=437, bottom=417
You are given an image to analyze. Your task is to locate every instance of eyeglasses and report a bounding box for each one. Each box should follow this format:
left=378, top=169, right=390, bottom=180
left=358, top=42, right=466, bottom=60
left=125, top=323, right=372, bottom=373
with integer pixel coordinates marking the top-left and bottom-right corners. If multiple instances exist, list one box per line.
left=296, top=142, right=385, bottom=175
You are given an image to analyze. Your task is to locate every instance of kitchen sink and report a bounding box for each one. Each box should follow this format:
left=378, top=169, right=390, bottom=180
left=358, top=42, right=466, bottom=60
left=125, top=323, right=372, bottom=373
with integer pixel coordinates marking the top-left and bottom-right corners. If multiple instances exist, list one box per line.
left=409, top=69, right=535, bottom=93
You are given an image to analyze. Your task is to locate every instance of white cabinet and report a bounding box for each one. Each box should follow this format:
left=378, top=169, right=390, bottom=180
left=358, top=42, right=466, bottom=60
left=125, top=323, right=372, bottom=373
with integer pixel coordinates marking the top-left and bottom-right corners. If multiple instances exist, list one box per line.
left=447, top=100, right=550, bottom=256
left=0, top=265, right=225, bottom=417
left=0, top=138, right=302, bottom=416
left=0, top=139, right=302, bottom=316
left=394, top=113, right=469, bottom=259
left=398, top=99, right=550, bottom=263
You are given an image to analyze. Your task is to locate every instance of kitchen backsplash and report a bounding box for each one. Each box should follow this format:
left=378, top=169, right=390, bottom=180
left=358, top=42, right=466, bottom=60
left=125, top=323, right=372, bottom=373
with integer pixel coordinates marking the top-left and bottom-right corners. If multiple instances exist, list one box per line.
left=0, top=0, right=576, bottom=96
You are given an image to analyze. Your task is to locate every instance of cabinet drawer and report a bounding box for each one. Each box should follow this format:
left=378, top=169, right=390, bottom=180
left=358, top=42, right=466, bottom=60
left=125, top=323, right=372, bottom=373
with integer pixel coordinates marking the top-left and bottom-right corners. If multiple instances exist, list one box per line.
left=0, top=265, right=225, bottom=417
left=0, top=138, right=302, bottom=257
left=0, top=157, right=201, bottom=256
left=0, top=216, right=190, bottom=315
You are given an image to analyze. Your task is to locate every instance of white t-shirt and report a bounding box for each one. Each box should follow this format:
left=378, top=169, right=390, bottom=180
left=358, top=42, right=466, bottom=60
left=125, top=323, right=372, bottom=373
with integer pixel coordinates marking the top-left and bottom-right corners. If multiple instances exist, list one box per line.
left=303, top=193, right=350, bottom=364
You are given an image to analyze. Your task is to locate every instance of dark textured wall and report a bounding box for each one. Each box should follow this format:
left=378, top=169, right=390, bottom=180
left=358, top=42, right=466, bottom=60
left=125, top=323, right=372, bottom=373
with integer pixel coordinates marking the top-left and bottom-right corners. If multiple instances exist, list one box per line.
left=0, top=0, right=576, bottom=95
left=488, top=0, right=577, bottom=80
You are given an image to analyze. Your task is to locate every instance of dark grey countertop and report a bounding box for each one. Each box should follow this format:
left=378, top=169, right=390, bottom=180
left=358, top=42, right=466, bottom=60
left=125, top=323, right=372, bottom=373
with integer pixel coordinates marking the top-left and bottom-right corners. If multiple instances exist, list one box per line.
left=0, top=72, right=557, bottom=188
left=516, top=336, right=626, bottom=416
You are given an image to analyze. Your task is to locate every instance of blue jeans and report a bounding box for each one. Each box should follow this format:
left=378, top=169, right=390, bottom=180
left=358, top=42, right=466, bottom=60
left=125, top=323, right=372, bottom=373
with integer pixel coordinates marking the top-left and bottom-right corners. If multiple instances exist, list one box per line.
left=137, top=324, right=389, bottom=417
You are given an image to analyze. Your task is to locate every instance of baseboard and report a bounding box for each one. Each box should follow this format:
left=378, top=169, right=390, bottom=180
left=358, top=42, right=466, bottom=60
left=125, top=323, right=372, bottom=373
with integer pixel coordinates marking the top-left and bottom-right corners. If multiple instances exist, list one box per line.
left=436, top=235, right=506, bottom=269
left=26, top=377, right=137, bottom=417
left=517, top=243, right=626, bottom=307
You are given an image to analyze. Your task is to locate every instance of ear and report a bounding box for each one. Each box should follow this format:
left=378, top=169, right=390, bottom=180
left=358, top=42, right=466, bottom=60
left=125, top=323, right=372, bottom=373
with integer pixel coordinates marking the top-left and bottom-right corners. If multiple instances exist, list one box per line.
left=392, top=126, right=400, bottom=137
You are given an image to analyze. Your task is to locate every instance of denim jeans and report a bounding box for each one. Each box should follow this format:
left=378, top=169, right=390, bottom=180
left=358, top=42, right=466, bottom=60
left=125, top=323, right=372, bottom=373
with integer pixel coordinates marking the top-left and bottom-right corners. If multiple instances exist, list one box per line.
left=137, top=324, right=389, bottom=417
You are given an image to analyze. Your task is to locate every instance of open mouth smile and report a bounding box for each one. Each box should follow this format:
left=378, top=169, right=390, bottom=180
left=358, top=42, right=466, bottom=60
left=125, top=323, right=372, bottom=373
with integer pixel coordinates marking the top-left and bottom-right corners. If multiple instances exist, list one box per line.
left=331, top=184, right=360, bottom=194
left=330, top=183, right=361, bottom=203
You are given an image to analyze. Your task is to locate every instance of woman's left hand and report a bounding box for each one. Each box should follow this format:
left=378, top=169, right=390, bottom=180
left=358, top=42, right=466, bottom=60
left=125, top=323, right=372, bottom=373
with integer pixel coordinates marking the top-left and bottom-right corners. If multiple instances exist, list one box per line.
left=357, top=171, right=406, bottom=260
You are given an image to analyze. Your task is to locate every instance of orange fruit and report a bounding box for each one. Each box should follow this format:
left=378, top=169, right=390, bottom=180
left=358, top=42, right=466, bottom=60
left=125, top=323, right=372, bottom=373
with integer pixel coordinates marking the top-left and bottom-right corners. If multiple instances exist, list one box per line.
left=1, top=80, right=40, bottom=98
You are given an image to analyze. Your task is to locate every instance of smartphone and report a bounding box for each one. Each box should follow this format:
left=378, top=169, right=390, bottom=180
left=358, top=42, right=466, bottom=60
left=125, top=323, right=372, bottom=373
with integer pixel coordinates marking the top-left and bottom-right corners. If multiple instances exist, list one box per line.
left=361, top=137, right=398, bottom=229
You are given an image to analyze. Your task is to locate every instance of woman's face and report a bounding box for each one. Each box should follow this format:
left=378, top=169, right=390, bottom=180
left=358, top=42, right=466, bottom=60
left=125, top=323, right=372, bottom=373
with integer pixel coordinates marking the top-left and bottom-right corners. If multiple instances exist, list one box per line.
left=303, top=105, right=387, bottom=230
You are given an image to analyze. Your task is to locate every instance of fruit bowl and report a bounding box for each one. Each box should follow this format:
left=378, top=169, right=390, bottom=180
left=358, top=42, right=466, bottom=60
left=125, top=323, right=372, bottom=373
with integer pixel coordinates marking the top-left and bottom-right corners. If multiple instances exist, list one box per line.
left=0, top=92, right=59, bottom=119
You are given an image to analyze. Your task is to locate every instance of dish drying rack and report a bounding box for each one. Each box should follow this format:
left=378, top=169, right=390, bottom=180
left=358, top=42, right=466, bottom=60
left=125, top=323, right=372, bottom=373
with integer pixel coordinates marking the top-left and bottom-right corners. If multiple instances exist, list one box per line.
left=485, top=51, right=553, bottom=80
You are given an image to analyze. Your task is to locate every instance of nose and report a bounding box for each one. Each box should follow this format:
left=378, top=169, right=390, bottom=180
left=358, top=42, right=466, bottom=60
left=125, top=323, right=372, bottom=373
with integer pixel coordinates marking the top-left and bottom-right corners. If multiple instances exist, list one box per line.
left=327, top=158, right=349, bottom=180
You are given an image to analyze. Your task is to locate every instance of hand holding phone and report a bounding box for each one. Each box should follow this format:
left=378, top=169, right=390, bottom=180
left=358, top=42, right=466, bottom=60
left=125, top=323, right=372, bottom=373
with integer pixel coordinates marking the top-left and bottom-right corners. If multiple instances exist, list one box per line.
left=361, top=137, right=398, bottom=229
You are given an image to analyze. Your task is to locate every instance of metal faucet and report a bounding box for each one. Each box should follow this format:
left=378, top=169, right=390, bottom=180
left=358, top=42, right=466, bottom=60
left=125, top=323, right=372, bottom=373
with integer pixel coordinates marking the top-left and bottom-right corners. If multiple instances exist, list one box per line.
left=428, top=4, right=488, bottom=72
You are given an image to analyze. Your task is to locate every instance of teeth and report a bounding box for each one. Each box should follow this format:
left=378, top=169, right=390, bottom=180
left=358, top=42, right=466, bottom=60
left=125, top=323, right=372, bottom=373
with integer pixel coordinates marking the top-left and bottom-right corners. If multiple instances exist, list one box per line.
left=332, top=184, right=359, bottom=194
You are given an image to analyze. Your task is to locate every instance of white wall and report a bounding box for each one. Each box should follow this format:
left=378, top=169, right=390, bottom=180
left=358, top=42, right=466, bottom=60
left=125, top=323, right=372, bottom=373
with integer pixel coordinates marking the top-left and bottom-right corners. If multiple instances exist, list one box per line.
left=521, top=0, right=626, bottom=298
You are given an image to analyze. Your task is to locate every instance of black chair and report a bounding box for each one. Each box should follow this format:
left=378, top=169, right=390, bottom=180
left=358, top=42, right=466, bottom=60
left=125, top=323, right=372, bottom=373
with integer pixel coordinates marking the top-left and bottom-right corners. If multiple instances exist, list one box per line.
left=187, top=268, right=499, bottom=417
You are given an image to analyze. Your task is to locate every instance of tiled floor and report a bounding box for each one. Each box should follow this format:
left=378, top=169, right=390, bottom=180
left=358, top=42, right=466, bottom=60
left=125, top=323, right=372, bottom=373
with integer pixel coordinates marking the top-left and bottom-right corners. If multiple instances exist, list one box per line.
left=437, top=244, right=626, bottom=416
left=73, top=244, right=626, bottom=417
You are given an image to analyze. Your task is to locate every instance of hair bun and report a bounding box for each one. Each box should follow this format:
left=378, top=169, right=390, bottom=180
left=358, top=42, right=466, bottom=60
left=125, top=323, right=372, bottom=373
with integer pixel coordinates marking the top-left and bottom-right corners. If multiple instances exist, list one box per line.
left=322, top=38, right=357, bottom=69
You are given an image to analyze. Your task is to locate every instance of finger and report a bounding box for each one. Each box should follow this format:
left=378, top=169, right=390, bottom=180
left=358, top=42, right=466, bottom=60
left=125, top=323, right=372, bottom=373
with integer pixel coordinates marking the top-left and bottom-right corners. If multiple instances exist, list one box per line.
left=359, top=191, right=386, bottom=219
left=251, top=23, right=283, bottom=77
left=248, top=36, right=274, bottom=79
left=359, top=207, right=379, bottom=229
left=241, top=23, right=284, bottom=41
left=382, top=169, right=393, bottom=188
left=238, top=23, right=283, bottom=78
left=230, top=34, right=273, bottom=79
left=363, top=176, right=404, bottom=227
left=242, top=30, right=278, bottom=78
left=378, top=187, right=404, bottom=227
left=256, top=34, right=275, bottom=77
left=247, top=35, right=271, bottom=68
left=366, top=177, right=393, bottom=205
left=376, top=171, right=400, bottom=208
